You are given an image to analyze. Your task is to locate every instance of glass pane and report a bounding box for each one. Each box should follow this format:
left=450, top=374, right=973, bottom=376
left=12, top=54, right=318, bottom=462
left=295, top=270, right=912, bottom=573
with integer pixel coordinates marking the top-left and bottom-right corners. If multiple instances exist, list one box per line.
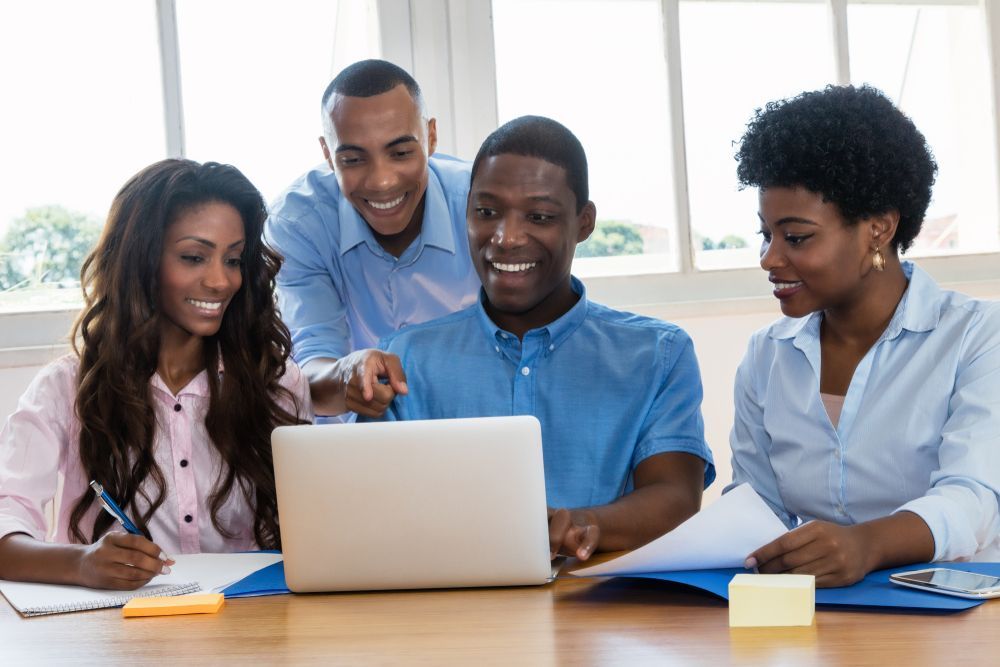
left=176, top=0, right=381, bottom=203
left=680, top=1, right=836, bottom=270
left=493, top=0, right=679, bottom=275
left=0, top=0, right=165, bottom=312
left=849, top=3, right=1000, bottom=256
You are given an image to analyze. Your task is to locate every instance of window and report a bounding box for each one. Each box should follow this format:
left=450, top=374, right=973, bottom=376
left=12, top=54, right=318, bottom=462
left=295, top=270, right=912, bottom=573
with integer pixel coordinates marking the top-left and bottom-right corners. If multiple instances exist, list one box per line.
left=0, top=0, right=379, bottom=316
left=849, top=2, right=1000, bottom=256
left=492, top=0, right=680, bottom=275
left=680, top=1, right=835, bottom=270
left=488, top=0, right=1000, bottom=278
left=177, top=0, right=380, bottom=202
left=0, top=0, right=165, bottom=313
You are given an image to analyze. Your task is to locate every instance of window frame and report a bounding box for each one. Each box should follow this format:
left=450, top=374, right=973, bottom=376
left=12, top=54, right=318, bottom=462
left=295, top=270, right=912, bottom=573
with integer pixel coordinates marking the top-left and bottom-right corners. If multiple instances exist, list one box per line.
left=2, top=0, right=998, bottom=361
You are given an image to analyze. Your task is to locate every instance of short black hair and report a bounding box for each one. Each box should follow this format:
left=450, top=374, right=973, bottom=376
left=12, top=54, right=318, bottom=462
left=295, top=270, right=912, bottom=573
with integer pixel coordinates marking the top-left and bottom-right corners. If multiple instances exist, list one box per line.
left=321, top=59, right=423, bottom=116
left=735, top=84, right=937, bottom=252
left=471, top=116, right=589, bottom=213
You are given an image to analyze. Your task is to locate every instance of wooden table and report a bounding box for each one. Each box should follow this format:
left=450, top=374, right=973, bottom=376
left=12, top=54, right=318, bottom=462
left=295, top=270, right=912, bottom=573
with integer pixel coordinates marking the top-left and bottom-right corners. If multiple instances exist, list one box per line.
left=3, top=575, right=997, bottom=665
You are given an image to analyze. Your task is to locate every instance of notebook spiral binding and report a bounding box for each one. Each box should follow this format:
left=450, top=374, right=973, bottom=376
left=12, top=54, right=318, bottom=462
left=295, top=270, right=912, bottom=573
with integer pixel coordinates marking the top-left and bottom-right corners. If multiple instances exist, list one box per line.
left=22, top=581, right=201, bottom=617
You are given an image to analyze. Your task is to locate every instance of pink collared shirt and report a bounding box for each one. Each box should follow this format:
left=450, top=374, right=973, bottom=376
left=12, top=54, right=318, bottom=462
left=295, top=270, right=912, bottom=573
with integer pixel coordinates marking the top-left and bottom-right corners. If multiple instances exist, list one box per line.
left=0, top=354, right=312, bottom=554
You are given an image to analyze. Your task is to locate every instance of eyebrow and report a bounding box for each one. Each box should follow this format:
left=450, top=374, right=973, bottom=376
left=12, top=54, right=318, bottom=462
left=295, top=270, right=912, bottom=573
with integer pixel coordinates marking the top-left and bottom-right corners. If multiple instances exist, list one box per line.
left=335, top=135, right=419, bottom=153
left=757, top=213, right=819, bottom=226
left=176, top=236, right=245, bottom=249
left=471, top=192, right=563, bottom=207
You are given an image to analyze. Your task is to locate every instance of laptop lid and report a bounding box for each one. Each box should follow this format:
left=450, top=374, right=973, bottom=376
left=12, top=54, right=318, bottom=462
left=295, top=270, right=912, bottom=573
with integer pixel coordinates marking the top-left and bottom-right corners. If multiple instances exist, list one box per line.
left=272, top=415, right=552, bottom=592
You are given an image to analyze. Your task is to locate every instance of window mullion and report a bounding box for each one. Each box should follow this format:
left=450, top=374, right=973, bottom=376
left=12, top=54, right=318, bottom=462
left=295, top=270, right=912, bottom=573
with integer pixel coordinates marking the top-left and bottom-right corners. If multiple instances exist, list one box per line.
left=983, top=0, right=1000, bottom=241
left=829, top=0, right=851, bottom=84
left=661, top=0, right=695, bottom=275
left=155, top=0, right=185, bottom=158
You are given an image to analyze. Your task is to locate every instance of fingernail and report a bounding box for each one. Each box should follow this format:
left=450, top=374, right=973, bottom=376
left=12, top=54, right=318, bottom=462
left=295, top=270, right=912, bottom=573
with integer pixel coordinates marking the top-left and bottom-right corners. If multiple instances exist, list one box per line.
left=744, top=557, right=757, bottom=569
left=159, top=551, right=174, bottom=562
left=161, top=565, right=172, bottom=575
left=550, top=552, right=556, bottom=560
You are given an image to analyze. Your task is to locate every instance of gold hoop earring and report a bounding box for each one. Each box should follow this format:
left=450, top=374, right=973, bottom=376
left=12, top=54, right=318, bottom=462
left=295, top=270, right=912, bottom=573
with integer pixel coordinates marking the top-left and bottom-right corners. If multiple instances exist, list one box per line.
left=872, top=246, right=885, bottom=272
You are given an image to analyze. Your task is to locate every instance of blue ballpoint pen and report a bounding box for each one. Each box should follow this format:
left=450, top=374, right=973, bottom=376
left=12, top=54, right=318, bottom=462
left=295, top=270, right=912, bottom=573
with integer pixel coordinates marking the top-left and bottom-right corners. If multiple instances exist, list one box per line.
left=89, top=480, right=143, bottom=536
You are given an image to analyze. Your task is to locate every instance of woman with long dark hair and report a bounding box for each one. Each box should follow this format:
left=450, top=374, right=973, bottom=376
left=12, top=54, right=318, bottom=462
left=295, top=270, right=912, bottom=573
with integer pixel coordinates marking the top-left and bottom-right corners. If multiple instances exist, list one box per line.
left=0, top=159, right=311, bottom=589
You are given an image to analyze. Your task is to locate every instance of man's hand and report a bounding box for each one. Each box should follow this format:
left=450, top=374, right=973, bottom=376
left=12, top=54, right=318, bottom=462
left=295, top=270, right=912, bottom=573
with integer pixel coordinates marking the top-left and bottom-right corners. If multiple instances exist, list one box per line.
left=304, top=350, right=408, bottom=418
left=548, top=507, right=600, bottom=561
left=337, top=349, right=408, bottom=418
left=745, top=520, right=873, bottom=587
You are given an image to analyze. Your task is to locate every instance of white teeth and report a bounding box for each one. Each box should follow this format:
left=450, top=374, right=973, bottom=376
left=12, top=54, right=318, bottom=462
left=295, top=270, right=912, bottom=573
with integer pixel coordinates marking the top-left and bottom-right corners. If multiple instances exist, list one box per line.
left=367, top=194, right=405, bottom=210
left=492, top=261, right=537, bottom=273
left=773, top=282, right=802, bottom=290
left=187, top=298, right=222, bottom=311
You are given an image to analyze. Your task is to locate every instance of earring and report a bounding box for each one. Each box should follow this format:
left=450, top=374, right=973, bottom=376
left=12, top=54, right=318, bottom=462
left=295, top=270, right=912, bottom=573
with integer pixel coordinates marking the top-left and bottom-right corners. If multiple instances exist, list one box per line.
left=872, top=246, right=885, bottom=272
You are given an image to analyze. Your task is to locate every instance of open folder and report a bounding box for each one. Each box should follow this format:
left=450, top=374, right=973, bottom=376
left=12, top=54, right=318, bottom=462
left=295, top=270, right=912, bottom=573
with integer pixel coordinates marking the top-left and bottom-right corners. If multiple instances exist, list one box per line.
left=570, top=484, right=991, bottom=612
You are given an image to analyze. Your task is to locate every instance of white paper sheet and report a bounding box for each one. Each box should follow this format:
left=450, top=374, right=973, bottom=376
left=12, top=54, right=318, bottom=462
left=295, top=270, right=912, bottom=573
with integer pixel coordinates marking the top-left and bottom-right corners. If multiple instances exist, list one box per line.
left=573, top=484, right=788, bottom=576
left=154, top=552, right=283, bottom=592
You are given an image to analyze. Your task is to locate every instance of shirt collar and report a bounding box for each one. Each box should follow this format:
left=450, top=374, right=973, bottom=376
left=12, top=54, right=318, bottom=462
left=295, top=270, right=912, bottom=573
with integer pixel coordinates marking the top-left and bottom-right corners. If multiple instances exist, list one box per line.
left=150, top=356, right=225, bottom=400
left=475, top=276, right=589, bottom=349
left=338, top=165, right=457, bottom=257
left=769, top=261, right=940, bottom=343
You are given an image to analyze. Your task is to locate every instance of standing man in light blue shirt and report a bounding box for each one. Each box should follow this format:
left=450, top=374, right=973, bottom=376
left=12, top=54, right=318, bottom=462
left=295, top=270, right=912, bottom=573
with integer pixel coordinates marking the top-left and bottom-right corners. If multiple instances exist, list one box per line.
left=369, top=116, right=714, bottom=562
left=265, top=60, right=479, bottom=418
left=729, top=85, right=1000, bottom=587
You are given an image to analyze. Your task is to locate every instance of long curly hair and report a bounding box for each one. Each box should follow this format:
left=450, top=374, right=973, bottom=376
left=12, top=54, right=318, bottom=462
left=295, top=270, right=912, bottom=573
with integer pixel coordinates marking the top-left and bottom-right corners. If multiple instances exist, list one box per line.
left=69, top=158, right=304, bottom=549
left=735, top=84, right=937, bottom=252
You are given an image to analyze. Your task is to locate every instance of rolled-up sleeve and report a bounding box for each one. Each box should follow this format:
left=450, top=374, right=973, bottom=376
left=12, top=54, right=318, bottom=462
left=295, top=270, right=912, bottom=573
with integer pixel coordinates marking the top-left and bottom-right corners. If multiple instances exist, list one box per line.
left=633, top=329, right=715, bottom=488
left=894, top=307, right=1000, bottom=561
left=726, top=337, right=798, bottom=529
left=265, top=212, right=352, bottom=364
left=0, top=357, right=76, bottom=542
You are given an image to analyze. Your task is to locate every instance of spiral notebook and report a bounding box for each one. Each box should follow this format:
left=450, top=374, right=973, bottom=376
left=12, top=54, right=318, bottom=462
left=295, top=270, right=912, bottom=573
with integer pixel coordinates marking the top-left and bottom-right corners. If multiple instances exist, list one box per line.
left=1, top=552, right=282, bottom=617
left=0, top=578, right=200, bottom=617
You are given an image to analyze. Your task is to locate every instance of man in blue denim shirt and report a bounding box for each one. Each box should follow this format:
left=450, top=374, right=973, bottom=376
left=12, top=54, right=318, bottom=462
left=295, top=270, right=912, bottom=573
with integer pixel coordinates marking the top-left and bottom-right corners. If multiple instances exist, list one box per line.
left=266, top=60, right=479, bottom=419
left=370, top=117, right=714, bottom=562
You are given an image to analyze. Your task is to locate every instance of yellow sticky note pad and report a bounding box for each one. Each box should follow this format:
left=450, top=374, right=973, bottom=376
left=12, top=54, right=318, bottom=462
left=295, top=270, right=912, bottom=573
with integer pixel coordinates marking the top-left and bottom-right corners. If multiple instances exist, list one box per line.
left=728, top=574, right=815, bottom=627
left=123, top=593, right=224, bottom=618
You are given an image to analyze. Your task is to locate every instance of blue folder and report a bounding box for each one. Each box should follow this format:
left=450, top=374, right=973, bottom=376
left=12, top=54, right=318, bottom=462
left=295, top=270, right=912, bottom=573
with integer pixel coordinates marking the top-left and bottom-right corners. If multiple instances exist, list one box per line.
left=224, top=561, right=290, bottom=598
left=223, top=559, right=999, bottom=611
left=610, top=562, right=1000, bottom=611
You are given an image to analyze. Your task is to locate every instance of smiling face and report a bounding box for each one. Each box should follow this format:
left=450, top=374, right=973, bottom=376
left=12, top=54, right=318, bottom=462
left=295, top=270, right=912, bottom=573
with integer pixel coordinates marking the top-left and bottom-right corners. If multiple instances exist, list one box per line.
left=320, top=84, right=437, bottom=254
left=158, top=201, right=245, bottom=340
left=758, top=186, right=884, bottom=318
left=468, top=154, right=595, bottom=336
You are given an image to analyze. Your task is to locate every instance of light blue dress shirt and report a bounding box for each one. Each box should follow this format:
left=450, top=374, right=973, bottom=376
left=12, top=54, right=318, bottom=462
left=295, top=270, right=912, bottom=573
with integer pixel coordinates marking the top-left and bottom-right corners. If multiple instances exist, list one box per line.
left=264, top=155, right=481, bottom=364
left=727, top=262, right=1000, bottom=561
left=369, top=278, right=715, bottom=509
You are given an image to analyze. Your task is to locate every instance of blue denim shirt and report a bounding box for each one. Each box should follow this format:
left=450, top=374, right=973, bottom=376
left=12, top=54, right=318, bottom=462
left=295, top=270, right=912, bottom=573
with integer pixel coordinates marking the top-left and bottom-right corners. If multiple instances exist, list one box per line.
left=370, top=278, right=715, bottom=509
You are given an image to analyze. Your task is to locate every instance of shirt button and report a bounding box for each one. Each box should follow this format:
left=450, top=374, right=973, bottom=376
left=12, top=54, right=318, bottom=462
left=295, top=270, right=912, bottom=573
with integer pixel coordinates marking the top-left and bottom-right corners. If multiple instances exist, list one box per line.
left=173, top=403, right=182, bottom=412
left=834, top=450, right=841, bottom=460
left=548, top=344, right=555, bottom=351
left=184, top=514, right=193, bottom=523
left=494, top=346, right=500, bottom=353
left=521, top=367, right=530, bottom=376
left=837, top=504, right=846, bottom=514
left=180, top=459, right=189, bottom=468
left=501, top=333, right=509, bottom=339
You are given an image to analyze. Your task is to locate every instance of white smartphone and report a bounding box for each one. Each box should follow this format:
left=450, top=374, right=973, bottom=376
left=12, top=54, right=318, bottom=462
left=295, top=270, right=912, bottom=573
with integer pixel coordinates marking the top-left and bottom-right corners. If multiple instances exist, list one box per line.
left=889, top=567, right=1000, bottom=599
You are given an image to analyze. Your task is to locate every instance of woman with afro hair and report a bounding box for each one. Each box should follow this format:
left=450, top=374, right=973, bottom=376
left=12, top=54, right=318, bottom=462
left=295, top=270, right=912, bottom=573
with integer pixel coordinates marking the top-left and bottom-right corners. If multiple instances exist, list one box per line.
left=728, top=85, right=1000, bottom=586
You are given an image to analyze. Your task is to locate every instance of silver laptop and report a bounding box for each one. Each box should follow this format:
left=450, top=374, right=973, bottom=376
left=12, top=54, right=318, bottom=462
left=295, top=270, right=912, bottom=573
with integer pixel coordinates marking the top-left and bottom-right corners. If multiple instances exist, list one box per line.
left=272, top=416, right=552, bottom=592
